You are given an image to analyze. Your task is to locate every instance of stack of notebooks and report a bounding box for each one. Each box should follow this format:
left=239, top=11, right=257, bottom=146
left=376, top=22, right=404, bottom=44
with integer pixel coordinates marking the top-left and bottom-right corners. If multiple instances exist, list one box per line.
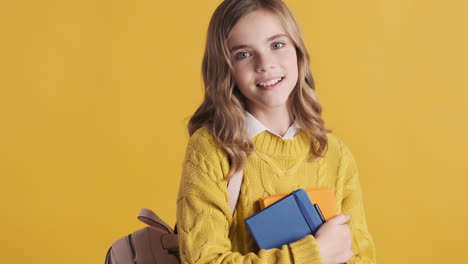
left=245, top=187, right=338, bottom=249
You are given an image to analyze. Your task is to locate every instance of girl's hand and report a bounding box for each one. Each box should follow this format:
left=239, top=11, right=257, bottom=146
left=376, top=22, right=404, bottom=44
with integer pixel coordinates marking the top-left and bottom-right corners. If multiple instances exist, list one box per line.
left=315, top=214, right=354, bottom=264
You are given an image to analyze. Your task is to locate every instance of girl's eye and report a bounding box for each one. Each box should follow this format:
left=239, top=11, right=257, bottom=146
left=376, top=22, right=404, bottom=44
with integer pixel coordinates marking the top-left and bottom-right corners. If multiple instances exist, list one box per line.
left=235, top=51, right=251, bottom=60
left=273, top=42, right=285, bottom=49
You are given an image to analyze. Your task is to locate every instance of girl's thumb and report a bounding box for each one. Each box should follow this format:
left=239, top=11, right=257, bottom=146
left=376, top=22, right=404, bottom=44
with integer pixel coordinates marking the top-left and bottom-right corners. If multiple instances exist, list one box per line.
left=331, top=214, right=350, bottom=224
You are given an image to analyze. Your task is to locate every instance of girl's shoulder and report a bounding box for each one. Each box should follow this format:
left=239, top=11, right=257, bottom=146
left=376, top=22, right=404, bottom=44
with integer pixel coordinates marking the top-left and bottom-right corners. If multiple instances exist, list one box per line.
left=325, top=132, right=345, bottom=150
left=324, top=132, right=357, bottom=163
left=187, top=126, right=220, bottom=150
left=184, top=126, right=230, bottom=181
left=185, top=126, right=228, bottom=162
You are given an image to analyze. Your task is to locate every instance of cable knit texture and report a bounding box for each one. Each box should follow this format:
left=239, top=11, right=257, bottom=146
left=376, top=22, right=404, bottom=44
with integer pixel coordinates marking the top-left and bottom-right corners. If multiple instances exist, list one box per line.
left=176, top=126, right=376, bottom=263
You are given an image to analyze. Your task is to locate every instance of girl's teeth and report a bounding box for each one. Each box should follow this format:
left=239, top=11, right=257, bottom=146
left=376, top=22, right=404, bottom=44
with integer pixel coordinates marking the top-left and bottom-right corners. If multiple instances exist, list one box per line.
left=258, top=78, right=282, bottom=87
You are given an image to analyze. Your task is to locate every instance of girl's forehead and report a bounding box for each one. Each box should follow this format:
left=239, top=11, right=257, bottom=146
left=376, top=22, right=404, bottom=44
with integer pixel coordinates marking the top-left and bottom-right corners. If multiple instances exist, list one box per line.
left=227, top=9, right=287, bottom=46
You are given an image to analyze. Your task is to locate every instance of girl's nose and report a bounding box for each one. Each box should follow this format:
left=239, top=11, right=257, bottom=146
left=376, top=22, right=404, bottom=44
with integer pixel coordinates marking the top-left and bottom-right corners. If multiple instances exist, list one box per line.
left=255, top=53, right=276, bottom=73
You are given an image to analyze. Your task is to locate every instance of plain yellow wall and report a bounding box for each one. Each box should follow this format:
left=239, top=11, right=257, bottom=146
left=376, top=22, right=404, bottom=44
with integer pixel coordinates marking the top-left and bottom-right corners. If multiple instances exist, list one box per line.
left=1, top=0, right=467, bottom=263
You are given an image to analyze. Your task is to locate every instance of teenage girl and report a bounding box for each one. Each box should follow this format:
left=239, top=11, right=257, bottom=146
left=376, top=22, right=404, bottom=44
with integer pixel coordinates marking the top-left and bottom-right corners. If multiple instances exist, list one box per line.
left=176, top=0, right=376, bottom=263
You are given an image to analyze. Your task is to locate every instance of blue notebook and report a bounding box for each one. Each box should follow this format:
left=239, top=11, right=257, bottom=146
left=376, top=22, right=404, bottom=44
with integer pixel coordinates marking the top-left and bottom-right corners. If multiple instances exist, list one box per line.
left=245, top=188, right=325, bottom=250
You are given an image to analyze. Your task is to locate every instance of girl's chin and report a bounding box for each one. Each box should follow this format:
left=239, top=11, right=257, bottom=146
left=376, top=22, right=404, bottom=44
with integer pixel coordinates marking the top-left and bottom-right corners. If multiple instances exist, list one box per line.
left=248, top=100, right=290, bottom=111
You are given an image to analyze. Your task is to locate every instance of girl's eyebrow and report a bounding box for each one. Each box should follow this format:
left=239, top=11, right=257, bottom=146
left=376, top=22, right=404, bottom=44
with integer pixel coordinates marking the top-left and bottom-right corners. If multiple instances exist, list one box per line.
left=229, top=33, right=288, bottom=53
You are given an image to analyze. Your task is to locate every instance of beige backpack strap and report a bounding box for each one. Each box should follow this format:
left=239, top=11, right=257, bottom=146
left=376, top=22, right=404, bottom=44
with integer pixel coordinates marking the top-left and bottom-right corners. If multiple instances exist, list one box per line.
left=138, top=208, right=174, bottom=234
left=227, top=169, right=243, bottom=214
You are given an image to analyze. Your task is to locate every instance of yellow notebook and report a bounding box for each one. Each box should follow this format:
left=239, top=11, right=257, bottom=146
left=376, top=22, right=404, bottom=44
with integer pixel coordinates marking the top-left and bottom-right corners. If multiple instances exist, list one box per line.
left=259, top=187, right=338, bottom=221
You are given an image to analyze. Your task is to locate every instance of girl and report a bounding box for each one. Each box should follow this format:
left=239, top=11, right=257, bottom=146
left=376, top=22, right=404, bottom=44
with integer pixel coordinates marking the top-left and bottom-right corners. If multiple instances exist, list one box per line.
left=176, top=0, right=376, bottom=263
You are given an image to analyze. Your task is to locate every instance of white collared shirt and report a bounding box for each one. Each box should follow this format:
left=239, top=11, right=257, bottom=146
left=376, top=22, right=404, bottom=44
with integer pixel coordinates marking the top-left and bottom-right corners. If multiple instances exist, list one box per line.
left=245, top=112, right=300, bottom=139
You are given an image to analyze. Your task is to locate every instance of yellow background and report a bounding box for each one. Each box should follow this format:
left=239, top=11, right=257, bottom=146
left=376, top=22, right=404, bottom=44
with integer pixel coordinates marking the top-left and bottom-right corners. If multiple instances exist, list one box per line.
left=1, top=0, right=467, bottom=263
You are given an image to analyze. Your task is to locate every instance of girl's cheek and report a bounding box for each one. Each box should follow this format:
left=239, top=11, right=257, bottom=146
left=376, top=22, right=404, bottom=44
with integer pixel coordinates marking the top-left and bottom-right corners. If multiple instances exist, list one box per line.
left=233, top=67, right=248, bottom=82
left=283, top=46, right=297, bottom=58
left=235, top=63, right=250, bottom=74
left=283, top=49, right=298, bottom=65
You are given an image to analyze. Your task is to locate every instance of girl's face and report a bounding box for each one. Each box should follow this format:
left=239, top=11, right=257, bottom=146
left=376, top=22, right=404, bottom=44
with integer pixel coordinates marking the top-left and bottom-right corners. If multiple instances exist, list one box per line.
left=227, top=9, right=298, bottom=115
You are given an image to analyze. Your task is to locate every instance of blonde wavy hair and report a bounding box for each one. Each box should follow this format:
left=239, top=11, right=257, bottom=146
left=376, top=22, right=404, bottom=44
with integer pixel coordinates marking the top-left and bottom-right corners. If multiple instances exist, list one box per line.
left=188, top=0, right=331, bottom=179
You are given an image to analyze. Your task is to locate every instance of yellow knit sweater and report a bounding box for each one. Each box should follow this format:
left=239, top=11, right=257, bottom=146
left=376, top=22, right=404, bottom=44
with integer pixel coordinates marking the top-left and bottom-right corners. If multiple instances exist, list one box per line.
left=176, top=127, right=376, bottom=263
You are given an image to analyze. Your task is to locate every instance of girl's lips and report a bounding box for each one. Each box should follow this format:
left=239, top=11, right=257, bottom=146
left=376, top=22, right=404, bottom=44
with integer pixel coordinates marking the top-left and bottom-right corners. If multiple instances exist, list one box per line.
left=257, top=77, right=284, bottom=90
left=256, top=76, right=284, bottom=86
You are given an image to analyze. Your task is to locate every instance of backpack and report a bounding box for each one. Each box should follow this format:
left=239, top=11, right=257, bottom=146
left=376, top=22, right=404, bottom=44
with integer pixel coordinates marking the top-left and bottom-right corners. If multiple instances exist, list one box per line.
left=105, top=170, right=244, bottom=264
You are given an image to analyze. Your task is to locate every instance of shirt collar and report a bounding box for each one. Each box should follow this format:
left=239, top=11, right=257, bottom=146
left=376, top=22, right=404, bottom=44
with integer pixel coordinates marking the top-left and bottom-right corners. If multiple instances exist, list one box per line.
left=246, top=112, right=300, bottom=139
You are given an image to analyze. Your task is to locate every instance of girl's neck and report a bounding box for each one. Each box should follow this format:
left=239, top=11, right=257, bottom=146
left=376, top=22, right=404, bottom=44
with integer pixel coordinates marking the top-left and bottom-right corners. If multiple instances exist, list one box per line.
left=248, top=107, right=293, bottom=137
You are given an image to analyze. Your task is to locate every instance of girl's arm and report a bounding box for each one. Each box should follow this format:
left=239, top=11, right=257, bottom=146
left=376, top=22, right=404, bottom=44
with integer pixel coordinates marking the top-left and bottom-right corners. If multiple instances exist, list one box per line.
left=176, top=129, right=324, bottom=264
left=336, top=139, right=377, bottom=264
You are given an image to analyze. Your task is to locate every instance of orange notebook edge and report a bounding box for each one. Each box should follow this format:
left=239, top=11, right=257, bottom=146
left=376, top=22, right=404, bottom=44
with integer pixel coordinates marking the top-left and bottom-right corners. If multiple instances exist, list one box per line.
left=259, top=187, right=338, bottom=221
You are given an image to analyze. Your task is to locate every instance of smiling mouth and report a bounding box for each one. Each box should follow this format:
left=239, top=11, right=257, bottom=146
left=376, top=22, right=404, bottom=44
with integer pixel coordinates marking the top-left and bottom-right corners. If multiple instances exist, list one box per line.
left=256, top=77, right=285, bottom=88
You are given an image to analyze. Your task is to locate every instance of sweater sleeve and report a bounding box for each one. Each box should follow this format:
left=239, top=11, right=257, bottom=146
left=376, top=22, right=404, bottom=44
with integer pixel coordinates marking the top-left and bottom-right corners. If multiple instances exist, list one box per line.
left=337, top=140, right=377, bottom=264
left=176, top=130, right=324, bottom=264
